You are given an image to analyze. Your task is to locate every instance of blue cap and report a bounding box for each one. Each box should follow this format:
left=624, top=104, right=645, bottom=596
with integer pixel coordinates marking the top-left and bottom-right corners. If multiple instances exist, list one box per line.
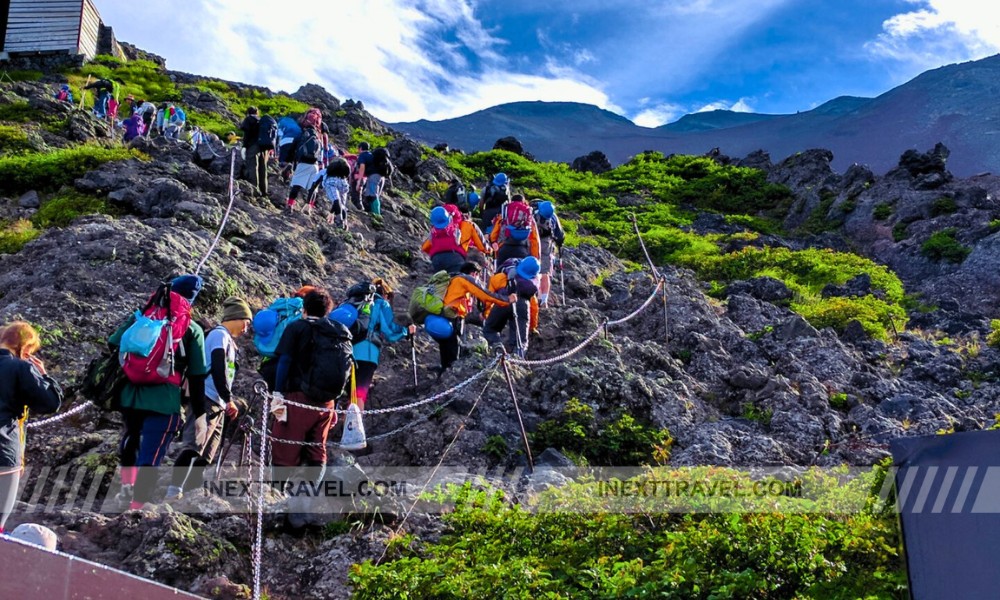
left=493, top=173, right=508, bottom=186
left=430, top=206, right=451, bottom=229
left=468, top=191, right=480, bottom=208
left=538, top=201, right=554, bottom=219
left=516, top=256, right=540, bottom=280
left=170, top=274, right=204, bottom=302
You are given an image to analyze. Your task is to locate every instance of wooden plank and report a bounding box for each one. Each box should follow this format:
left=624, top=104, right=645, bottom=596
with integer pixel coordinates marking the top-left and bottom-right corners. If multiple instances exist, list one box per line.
left=9, top=1, right=82, bottom=8
left=9, top=6, right=81, bottom=13
left=5, top=39, right=79, bottom=49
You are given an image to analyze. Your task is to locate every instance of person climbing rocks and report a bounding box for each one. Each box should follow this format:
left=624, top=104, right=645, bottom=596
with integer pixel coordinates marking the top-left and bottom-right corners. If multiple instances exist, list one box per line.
left=362, top=146, right=393, bottom=217
left=240, top=106, right=267, bottom=197
left=478, top=172, right=511, bottom=233
left=422, top=205, right=468, bottom=276
left=0, top=322, right=62, bottom=532
left=432, top=261, right=512, bottom=375
left=484, top=257, right=540, bottom=358
left=319, top=157, right=351, bottom=228
left=132, top=99, right=155, bottom=137
left=286, top=123, right=323, bottom=212
left=446, top=203, right=488, bottom=257
left=122, top=112, right=146, bottom=142
left=269, top=288, right=352, bottom=467
left=110, top=275, right=208, bottom=510
left=334, top=280, right=414, bottom=411
left=489, top=194, right=540, bottom=266
left=165, top=297, right=253, bottom=500
left=164, top=104, right=186, bottom=140
left=84, top=78, right=114, bottom=118
left=351, top=141, right=373, bottom=210
left=533, top=200, right=565, bottom=306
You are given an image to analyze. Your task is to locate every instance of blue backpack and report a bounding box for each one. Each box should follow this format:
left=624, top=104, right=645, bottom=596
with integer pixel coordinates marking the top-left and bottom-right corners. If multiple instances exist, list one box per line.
left=253, top=297, right=304, bottom=358
left=277, top=116, right=302, bottom=143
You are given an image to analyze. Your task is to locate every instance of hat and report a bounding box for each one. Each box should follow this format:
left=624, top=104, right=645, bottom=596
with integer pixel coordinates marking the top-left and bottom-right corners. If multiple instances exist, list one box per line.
left=493, top=173, right=508, bottom=186
left=516, top=256, right=540, bottom=280
left=538, top=201, right=555, bottom=219
left=9, top=523, right=57, bottom=551
left=221, top=297, right=252, bottom=322
left=170, top=275, right=203, bottom=302
left=429, top=206, right=451, bottom=229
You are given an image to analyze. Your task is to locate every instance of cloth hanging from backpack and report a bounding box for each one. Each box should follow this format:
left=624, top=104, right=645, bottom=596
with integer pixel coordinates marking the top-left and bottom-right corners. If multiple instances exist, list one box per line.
left=339, top=366, right=367, bottom=450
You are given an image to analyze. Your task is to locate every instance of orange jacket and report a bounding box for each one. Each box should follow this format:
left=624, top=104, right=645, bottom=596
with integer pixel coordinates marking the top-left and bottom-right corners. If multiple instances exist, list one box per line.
left=459, top=220, right=487, bottom=253
left=444, top=274, right=509, bottom=318
left=489, top=214, right=540, bottom=259
left=486, top=272, right=539, bottom=331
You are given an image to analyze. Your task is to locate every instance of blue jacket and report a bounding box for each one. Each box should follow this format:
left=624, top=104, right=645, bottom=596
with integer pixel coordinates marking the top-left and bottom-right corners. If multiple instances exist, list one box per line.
left=0, top=350, right=62, bottom=468
left=352, top=296, right=408, bottom=365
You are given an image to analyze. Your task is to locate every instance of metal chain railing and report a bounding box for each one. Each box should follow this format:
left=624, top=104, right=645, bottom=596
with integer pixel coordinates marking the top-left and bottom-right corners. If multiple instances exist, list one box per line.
left=25, top=400, right=94, bottom=430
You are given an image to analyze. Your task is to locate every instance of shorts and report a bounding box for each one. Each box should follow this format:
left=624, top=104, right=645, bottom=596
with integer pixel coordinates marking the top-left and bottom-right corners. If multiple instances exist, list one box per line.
left=540, top=237, right=555, bottom=274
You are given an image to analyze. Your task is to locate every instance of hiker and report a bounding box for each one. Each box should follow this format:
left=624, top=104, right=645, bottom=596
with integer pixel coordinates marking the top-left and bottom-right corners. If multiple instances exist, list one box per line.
left=255, top=285, right=318, bottom=390
left=240, top=106, right=269, bottom=197
left=122, top=113, right=145, bottom=142
left=111, top=275, right=208, bottom=509
left=421, top=206, right=468, bottom=275
left=478, top=172, right=511, bottom=233
left=533, top=200, right=565, bottom=306
left=363, top=147, right=393, bottom=216
left=351, top=142, right=372, bottom=210
left=286, top=124, right=323, bottom=212
left=332, top=280, right=415, bottom=410
left=319, top=157, right=351, bottom=227
left=418, top=262, right=511, bottom=375
left=276, top=115, right=302, bottom=180
left=489, top=194, right=540, bottom=266
left=133, top=99, right=155, bottom=136
left=269, top=288, right=352, bottom=467
left=0, top=322, right=62, bottom=532
left=446, top=203, right=488, bottom=256
left=164, top=104, right=186, bottom=140
left=190, top=126, right=212, bottom=147
left=53, top=84, right=73, bottom=104
left=443, top=179, right=474, bottom=215
left=165, top=297, right=252, bottom=500
left=84, top=78, right=114, bottom=118
left=122, top=95, right=136, bottom=118
left=484, top=257, right=540, bottom=358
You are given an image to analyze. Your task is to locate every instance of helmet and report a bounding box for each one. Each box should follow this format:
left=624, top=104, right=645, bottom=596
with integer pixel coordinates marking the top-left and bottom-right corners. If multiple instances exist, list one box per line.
left=429, top=206, right=451, bottom=229
left=516, top=256, right=540, bottom=280
left=468, top=191, right=480, bottom=208
left=537, top=201, right=555, bottom=219
left=493, top=172, right=508, bottom=186
left=424, top=314, right=455, bottom=340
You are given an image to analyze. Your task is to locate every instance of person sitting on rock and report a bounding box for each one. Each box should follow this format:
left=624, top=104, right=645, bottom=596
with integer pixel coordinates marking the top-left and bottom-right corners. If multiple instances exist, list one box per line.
left=166, top=297, right=253, bottom=501
left=0, top=322, right=62, bottom=533
left=484, top=257, right=540, bottom=358
left=269, top=288, right=352, bottom=468
left=110, top=275, right=209, bottom=510
left=431, top=261, right=512, bottom=376
left=53, top=84, right=73, bottom=104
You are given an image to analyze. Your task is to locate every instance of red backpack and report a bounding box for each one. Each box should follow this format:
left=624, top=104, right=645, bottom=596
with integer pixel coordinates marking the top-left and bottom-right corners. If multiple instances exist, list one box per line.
left=500, top=201, right=533, bottom=242
left=428, top=220, right=466, bottom=257
left=120, top=284, right=193, bottom=386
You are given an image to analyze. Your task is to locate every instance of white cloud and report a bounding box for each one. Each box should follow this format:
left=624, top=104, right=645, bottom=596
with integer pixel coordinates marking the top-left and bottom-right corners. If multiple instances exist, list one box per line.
left=866, top=1, right=1000, bottom=69
left=631, top=103, right=686, bottom=127
left=695, top=98, right=754, bottom=113
left=98, top=0, right=612, bottom=122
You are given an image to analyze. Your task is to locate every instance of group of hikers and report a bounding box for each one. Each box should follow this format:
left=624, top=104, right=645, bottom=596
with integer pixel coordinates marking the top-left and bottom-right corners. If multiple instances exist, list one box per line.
left=237, top=106, right=394, bottom=226
left=0, top=98, right=567, bottom=530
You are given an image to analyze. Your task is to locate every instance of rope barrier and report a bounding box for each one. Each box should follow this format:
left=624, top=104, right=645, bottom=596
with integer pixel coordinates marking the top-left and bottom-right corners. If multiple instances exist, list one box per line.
left=193, top=148, right=239, bottom=276
left=25, top=400, right=94, bottom=430
left=607, top=279, right=665, bottom=326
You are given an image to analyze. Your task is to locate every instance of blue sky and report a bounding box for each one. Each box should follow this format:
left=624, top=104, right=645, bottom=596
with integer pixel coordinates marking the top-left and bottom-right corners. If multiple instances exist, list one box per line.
left=97, top=0, right=1000, bottom=126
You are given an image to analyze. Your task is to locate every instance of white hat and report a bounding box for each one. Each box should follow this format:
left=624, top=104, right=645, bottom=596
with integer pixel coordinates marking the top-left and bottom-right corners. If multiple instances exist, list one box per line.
left=9, top=523, right=58, bottom=551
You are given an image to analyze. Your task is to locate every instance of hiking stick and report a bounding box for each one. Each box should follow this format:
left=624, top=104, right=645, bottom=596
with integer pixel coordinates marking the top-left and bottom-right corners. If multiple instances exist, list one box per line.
left=79, top=75, right=91, bottom=112
left=410, top=334, right=419, bottom=394
left=559, top=249, right=566, bottom=306
left=510, top=298, right=525, bottom=358
left=500, top=356, right=533, bottom=471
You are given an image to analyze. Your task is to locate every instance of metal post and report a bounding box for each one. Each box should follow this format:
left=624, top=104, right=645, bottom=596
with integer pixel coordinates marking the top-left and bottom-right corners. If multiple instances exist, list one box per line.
left=500, top=356, right=533, bottom=472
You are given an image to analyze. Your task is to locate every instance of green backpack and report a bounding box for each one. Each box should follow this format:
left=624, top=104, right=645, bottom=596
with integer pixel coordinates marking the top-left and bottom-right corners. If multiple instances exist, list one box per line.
left=408, top=271, right=458, bottom=325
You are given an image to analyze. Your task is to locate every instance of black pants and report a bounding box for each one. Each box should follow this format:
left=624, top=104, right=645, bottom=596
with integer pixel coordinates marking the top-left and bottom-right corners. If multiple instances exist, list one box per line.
left=484, top=301, right=529, bottom=355
left=245, top=143, right=268, bottom=195
left=437, top=319, right=465, bottom=369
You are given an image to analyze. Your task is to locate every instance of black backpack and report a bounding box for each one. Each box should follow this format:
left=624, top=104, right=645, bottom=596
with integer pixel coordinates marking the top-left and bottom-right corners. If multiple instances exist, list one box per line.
left=299, top=318, right=353, bottom=402
left=295, top=128, right=321, bottom=164
left=444, top=180, right=470, bottom=212
left=257, top=115, right=278, bottom=150
left=482, top=183, right=509, bottom=210
left=372, top=147, right=394, bottom=177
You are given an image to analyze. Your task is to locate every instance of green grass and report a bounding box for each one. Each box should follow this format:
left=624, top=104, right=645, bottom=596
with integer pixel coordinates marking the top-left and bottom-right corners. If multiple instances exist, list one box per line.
left=32, top=190, right=118, bottom=228
left=0, top=145, right=147, bottom=194
left=0, top=219, right=41, bottom=253
left=347, top=127, right=394, bottom=153
left=873, top=202, right=893, bottom=221
left=0, top=124, right=36, bottom=155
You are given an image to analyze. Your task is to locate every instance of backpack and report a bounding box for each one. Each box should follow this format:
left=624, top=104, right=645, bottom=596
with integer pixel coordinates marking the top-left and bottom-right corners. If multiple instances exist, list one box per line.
left=119, top=284, right=193, bottom=386
left=299, top=318, right=353, bottom=402
left=482, top=183, right=509, bottom=211
left=428, top=219, right=466, bottom=257
left=79, top=346, right=128, bottom=411
left=332, top=282, right=376, bottom=344
left=500, top=201, right=533, bottom=242
left=497, top=258, right=522, bottom=292
left=277, top=116, right=302, bottom=144
left=408, top=270, right=459, bottom=325
left=257, top=115, right=278, bottom=150
left=295, top=128, right=321, bottom=163
left=56, top=89, right=69, bottom=102
left=372, top=147, right=394, bottom=177
left=253, top=297, right=304, bottom=358
left=444, top=181, right=470, bottom=213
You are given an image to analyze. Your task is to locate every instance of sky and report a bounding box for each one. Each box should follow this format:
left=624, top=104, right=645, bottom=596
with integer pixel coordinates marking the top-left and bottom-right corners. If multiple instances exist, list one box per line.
left=97, top=0, right=1000, bottom=127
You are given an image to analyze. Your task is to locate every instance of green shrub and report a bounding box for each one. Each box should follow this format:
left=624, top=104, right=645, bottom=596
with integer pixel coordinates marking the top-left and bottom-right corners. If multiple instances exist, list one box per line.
left=793, top=295, right=905, bottom=341
left=930, top=197, right=958, bottom=217
left=32, top=190, right=117, bottom=228
left=799, top=191, right=840, bottom=234
left=0, top=145, right=147, bottom=194
left=892, top=221, right=909, bottom=242
left=482, top=436, right=508, bottom=462
left=829, top=392, right=850, bottom=410
left=0, top=125, right=34, bottom=155
left=347, top=128, right=393, bottom=153
left=0, top=219, right=41, bottom=253
left=987, top=320, right=1000, bottom=348
left=921, top=228, right=970, bottom=263
left=0, top=101, right=43, bottom=123
left=873, top=202, right=893, bottom=221
left=3, top=70, right=43, bottom=82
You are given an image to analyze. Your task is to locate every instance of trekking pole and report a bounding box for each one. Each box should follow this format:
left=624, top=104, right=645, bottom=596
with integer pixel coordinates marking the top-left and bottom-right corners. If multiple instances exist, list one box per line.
left=510, top=298, right=525, bottom=359
left=500, top=355, right=533, bottom=472
left=79, top=75, right=91, bottom=112
left=410, top=333, right=419, bottom=394
left=559, top=249, right=566, bottom=306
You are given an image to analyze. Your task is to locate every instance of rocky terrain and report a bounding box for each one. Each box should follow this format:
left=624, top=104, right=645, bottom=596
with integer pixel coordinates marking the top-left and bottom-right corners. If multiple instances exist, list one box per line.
left=1, top=65, right=1000, bottom=598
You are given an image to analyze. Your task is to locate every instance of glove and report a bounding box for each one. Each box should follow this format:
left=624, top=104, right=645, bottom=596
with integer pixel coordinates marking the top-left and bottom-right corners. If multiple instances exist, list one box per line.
left=270, top=392, right=288, bottom=422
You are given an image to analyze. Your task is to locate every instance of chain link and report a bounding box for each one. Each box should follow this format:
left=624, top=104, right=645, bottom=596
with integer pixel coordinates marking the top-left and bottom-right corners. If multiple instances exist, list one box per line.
left=251, top=379, right=268, bottom=600
left=25, top=400, right=95, bottom=430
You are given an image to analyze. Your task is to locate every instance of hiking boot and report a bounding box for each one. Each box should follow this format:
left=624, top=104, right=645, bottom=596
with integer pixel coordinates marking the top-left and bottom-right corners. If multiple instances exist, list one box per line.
left=112, top=484, right=133, bottom=510
left=164, top=486, right=184, bottom=502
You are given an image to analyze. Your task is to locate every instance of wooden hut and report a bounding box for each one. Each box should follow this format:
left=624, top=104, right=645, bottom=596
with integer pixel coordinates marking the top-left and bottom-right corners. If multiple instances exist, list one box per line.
left=0, top=0, right=107, bottom=60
